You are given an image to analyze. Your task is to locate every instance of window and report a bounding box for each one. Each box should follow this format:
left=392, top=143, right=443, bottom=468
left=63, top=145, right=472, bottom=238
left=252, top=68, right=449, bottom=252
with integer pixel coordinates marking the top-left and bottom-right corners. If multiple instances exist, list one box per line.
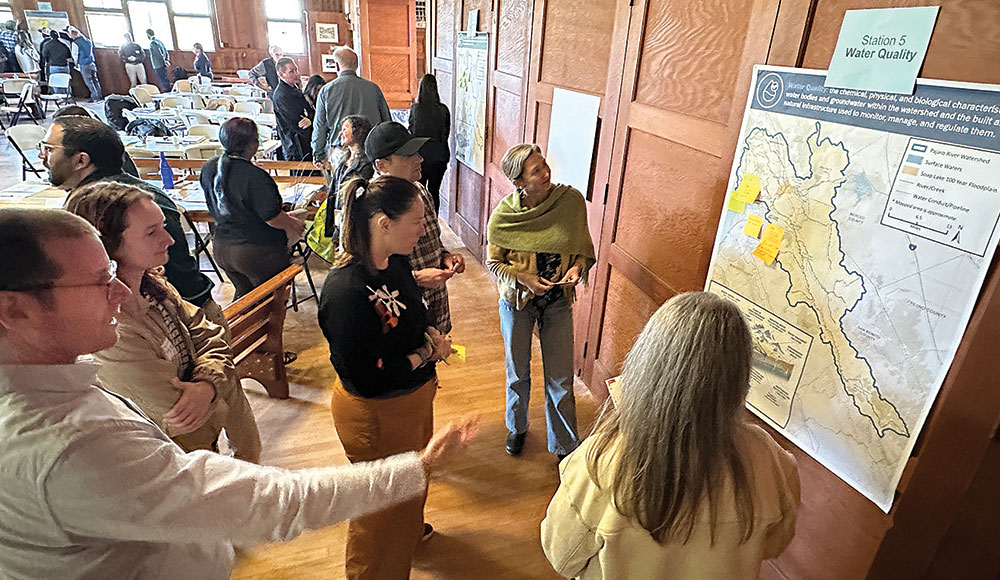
left=172, top=0, right=214, bottom=51
left=84, top=0, right=123, bottom=8
left=265, top=0, right=304, bottom=55
left=83, top=0, right=128, bottom=48
left=0, top=1, right=13, bottom=25
left=129, top=0, right=174, bottom=50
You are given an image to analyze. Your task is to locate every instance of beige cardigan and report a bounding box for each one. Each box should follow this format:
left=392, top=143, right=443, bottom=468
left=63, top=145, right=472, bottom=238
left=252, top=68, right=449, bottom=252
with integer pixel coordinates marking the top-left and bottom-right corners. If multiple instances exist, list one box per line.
left=541, top=423, right=800, bottom=580
left=93, top=276, right=234, bottom=441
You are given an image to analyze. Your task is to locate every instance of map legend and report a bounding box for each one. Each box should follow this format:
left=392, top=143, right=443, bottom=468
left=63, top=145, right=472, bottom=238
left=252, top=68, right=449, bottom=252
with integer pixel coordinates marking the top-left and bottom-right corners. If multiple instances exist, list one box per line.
left=882, top=138, right=1000, bottom=257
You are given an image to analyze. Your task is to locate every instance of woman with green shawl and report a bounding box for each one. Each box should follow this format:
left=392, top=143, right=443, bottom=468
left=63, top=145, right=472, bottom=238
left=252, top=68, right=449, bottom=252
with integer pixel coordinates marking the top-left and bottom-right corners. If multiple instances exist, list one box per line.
left=487, top=144, right=596, bottom=461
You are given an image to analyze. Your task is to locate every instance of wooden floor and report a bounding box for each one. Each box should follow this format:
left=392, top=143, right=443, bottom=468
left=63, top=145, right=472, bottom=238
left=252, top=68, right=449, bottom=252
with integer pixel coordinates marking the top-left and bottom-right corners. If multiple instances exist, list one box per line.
left=230, top=242, right=599, bottom=580
left=0, top=110, right=599, bottom=579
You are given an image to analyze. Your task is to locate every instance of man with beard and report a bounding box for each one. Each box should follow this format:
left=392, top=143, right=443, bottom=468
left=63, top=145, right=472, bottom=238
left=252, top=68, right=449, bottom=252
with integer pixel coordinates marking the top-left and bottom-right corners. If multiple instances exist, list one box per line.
left=38, top=116, right=215, bottom=311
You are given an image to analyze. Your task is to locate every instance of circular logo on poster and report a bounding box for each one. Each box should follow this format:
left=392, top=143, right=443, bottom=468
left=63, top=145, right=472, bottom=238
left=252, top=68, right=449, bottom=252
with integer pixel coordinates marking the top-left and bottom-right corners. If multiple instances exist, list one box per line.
left=756, top=72, right=784, bottom=109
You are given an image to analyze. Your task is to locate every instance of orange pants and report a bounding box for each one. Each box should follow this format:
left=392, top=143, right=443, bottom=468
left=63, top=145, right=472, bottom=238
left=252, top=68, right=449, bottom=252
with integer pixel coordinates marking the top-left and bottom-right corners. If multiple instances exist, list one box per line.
left=331, top=377, right=437, bottom=580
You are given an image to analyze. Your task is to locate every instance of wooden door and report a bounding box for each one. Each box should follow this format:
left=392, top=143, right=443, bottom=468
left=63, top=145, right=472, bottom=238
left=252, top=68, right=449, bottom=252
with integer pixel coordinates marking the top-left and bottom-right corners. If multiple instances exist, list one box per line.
left=358, top=0, right=418, bottom=108
left=583, top=0, right=781, bottom=389
left=523, top=0, right=626, bottom=374
left=429, top=0, right=461, bottom=222
left=448, top=0, right=533, bottom=259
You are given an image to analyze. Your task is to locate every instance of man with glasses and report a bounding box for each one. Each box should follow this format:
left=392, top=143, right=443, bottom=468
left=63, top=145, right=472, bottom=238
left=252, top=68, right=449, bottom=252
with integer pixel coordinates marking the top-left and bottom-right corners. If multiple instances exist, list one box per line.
left=39, top=116, right=217, bottom=314
left=0, top=208, right=474, bottom=579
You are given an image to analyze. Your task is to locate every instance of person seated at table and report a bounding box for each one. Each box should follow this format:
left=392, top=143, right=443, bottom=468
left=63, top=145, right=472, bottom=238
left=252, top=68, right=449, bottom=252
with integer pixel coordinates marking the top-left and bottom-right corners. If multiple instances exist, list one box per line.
left=200, top=117, right=305, bottom=298
left=303, top=74, right=326, bottom=109
left=192, top=42, right=213, bottom=81
left=39, top=116, right=218, bottom=314
left=66, top=182, right=262, bottom=461
left=540, top=292, right=800, bottom=580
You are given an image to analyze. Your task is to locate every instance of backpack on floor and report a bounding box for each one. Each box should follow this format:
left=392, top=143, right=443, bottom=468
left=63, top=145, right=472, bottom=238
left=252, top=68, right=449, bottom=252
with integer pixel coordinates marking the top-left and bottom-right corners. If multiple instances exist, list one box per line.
left=104, top=94, right=139, bottom=130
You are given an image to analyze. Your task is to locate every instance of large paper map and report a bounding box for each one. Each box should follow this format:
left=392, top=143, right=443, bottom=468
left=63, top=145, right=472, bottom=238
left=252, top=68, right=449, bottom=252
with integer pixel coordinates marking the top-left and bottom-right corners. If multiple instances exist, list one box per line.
left=706, top=66, right=1000, bottom=511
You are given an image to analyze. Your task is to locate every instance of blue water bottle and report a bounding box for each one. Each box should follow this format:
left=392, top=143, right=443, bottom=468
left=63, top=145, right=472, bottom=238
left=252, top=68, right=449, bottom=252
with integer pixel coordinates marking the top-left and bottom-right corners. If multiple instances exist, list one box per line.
left=159, top=152, right=175, bottom=190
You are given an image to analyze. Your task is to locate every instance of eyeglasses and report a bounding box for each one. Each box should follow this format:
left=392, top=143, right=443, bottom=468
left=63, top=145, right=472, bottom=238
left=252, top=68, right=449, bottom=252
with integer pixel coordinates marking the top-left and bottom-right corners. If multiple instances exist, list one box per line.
left=4, top=260, right=120, bottom=299
left=37, top=142, right=67, bottom=156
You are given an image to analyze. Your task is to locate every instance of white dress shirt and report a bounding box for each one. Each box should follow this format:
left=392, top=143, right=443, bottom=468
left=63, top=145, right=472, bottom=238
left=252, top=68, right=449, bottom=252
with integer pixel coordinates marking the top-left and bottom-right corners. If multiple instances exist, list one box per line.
left=0, top=361, right=427, bottom=580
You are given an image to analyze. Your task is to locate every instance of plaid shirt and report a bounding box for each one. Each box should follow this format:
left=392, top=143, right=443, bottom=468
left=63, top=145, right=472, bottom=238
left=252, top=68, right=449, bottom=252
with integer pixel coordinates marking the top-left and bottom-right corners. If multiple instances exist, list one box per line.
left=408, top=182, right=452, bottom=333
left=0, top=30, right=17, bottom=54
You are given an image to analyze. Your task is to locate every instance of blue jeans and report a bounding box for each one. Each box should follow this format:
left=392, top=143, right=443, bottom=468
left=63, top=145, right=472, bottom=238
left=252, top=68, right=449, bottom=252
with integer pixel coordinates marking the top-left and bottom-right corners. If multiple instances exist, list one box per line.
left=499, top=296, right=579, bottom=455
left=48, top=65, right=71, bottom=95
left=153, top=66, right=170, bottom=92
left=78, top=62, right=101, bottom=100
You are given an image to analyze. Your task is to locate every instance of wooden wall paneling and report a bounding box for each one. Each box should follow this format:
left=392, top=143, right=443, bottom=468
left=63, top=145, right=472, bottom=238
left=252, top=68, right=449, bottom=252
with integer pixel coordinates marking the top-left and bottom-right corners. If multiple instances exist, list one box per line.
left=802, top=0, right=1000, bottom=86
left=304, top=11, right=352, bottom=79
left=449, top=0, right=491, bottom=258
left=522, top=0, right=623, bottom=377
left=431, top=0, right=460, bottom=223
left=358, top=0, right=417, bottom=108
left=583, top=0, right=780, bottom=387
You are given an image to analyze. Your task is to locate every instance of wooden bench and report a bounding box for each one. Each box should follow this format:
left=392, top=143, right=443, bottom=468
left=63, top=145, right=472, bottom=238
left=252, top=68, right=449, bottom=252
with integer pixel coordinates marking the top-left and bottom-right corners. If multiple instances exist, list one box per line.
left=223, top=264, right=302, bottom=399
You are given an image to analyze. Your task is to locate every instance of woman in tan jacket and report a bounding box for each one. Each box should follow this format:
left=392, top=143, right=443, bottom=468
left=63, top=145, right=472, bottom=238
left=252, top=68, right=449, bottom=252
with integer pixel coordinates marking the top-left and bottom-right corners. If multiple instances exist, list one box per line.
left=67, top=182, right=261, bottom=462
left=541, top=292, right=800, bottom=579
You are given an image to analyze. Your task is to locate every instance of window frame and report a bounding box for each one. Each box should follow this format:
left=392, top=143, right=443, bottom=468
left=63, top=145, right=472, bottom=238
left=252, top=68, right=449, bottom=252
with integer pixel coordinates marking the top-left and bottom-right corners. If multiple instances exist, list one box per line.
left=170, top=0, right=216, bottom=52
left=264, top=0, right=305, bottom=55
left=83, top=0, right=129, bottom=49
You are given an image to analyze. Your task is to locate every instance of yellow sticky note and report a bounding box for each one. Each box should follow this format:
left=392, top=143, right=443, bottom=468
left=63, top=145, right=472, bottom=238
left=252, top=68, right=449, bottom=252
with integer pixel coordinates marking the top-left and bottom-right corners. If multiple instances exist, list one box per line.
left=449, top=344, right=466, bottom=363
left=727, top=195, right=746, bottom=214
left=752, top=224, right=784, bottom=264
left=733, top=173, right=762, bottom=203
left=743, top=214, right=764, bottom=238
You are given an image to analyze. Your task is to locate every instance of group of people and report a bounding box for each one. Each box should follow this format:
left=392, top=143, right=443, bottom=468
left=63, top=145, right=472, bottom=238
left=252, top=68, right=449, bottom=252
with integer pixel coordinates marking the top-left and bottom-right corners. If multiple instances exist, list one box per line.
left=0, top=35, right=801, bottom=580
left=119, top=28, right=209, bottom=91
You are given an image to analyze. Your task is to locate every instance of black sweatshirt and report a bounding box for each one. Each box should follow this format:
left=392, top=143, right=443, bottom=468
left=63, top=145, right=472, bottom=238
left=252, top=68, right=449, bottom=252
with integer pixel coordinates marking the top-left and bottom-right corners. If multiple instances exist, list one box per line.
left=318, top=255, right=435, bottom=398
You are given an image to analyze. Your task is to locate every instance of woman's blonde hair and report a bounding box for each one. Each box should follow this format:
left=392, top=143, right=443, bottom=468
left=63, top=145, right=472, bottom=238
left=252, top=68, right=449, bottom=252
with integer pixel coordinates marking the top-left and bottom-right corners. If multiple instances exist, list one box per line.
left=586, top=291, right=756, bottom=545
left=501, top=143, right=542, bottom=182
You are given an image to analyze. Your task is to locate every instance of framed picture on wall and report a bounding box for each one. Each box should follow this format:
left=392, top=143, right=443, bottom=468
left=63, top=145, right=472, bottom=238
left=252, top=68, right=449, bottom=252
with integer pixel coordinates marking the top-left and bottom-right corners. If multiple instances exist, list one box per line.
left=316, top=23, right=339, bottom=43
left=321, top=54, right=338, bottom=73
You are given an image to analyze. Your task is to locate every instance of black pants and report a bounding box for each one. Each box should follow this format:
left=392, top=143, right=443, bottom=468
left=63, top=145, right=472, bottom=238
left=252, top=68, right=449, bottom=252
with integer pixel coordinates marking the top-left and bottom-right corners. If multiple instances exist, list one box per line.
left=214, top=240, right=290, bottom=299
left=419, top=161, right=448, bottom=213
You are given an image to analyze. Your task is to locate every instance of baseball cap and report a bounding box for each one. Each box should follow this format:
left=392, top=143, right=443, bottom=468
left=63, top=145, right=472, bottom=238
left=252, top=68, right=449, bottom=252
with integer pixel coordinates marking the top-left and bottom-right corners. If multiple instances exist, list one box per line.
left=365, top=121, right=429, bottom=162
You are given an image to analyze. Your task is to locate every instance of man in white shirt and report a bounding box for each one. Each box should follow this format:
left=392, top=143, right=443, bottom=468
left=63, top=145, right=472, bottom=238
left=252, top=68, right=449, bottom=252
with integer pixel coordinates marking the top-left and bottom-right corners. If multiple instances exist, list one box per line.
left=0, top=208, right=472, bottom=579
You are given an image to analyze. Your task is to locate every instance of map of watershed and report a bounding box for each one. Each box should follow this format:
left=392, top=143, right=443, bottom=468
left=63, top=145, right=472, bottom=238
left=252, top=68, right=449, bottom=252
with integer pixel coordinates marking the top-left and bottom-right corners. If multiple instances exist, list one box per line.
left=706, top=67, right=1000, bottom=511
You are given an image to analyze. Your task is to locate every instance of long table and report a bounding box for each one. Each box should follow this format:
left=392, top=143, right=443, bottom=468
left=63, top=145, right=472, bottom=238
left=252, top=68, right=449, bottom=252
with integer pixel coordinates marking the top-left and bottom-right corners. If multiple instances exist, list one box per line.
left=132, top=107, right=276, bottom=128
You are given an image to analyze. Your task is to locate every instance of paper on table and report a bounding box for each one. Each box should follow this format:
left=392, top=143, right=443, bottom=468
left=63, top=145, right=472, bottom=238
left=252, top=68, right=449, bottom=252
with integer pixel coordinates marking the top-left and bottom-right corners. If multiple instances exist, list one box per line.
left=743, top=214, right=764, bottom=238
left=752, top=223, right=785, bottom=264
left=0, top=181, right=53, bottom=200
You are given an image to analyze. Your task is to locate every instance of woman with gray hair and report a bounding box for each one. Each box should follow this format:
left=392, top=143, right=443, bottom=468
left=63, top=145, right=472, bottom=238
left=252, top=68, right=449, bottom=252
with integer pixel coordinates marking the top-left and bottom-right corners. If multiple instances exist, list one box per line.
left=486, top=144, right=596, bottom=460
left=540, top=292, right=800, bottom=579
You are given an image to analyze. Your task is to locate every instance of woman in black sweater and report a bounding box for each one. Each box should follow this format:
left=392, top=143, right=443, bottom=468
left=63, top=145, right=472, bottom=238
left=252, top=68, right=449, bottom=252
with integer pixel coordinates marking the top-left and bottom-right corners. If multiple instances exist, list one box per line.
left=318, top=175, right=452, bottom=580
left=408, top=74, right=451, bottom=212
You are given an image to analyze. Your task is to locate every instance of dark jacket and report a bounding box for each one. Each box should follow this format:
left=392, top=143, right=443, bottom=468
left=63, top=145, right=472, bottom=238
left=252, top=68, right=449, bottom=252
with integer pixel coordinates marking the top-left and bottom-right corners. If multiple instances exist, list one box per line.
left=409, top=101, right=451, bottom=165
left=40, top=37, right=71, bottom=68
left=272, top=80, right=315, bottom=162
left=119, top=42, right=144, bottom=64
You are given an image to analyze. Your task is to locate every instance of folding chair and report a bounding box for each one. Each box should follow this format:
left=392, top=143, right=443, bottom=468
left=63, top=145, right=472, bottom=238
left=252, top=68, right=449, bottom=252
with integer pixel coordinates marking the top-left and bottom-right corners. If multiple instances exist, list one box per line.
left=6, top=124, right=46, bottom=180
left=39, top=73, right=73, bottom=115
left=0, top=82, right=39, bottom=127
left=288, top=236, right=319, bottom=311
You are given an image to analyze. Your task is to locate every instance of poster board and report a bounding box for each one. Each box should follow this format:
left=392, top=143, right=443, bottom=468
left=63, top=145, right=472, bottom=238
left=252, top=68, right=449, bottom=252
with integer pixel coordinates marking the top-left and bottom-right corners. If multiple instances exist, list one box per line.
left=705, top=65, right=1000, bottom=512
left=548, top=87, right=601, bottom=197
left=454, top=33, right=488, bottom=175
left=24, top=10, right=70, bottom=49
